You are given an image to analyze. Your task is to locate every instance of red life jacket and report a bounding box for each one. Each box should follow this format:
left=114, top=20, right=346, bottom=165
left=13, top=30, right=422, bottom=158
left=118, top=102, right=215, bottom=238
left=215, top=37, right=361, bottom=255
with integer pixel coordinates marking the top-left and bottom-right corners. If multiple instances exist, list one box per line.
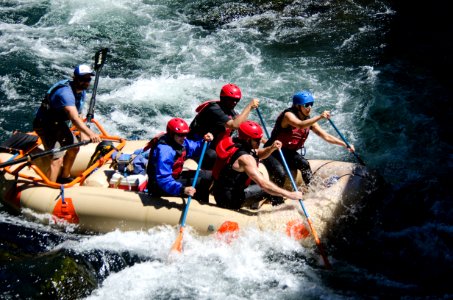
left=212, top=136, right=238, bottom=180
left=271, top=107, right=310, bottom=151
left=171, top=148, right=186, bottom=179
left=195, top=99, right=219, bottom=113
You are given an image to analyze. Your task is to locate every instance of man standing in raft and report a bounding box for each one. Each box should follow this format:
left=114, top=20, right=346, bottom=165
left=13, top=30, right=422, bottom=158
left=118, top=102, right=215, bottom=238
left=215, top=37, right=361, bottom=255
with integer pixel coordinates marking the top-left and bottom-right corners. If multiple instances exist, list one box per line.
left=188, top=83, right=259, bottom=169
left=147, top=118, right=213, bottom=203
left=211, top=120, right=303, bottom=210
left=33, top=65, right=102, bottom=184
left=262, top=90, right=355, bottom=188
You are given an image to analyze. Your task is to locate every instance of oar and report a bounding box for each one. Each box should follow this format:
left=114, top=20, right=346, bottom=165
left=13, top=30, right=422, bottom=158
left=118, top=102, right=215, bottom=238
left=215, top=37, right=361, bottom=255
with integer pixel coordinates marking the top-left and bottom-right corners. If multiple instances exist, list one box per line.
left=86, top=48, right=109, bottom=124
left=327, top=119, right=365, bottom=166
left=0, top=140, right=91, bottom=169
left=256, top=108, right=331, bottom=268
left=170, top=141, right=209, bottom=253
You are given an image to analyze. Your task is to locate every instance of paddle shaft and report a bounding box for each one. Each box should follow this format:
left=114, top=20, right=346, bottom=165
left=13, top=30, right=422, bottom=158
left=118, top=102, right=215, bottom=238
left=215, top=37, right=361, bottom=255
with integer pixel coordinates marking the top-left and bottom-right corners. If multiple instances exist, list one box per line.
left=86, top=48, right=108, bottom=124
left=256, top=108, right=331, bottom=268
left=170, top=141, right=209, bottom=254
left=327, top=119, right=365, bottom=166
left=0, top=140, right=90, bottom=168
left=179, top=141, right=208, bottom=227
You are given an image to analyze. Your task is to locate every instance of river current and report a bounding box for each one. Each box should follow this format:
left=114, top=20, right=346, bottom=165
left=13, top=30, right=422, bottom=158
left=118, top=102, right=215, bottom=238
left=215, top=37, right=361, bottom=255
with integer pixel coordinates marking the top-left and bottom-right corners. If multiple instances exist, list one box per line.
left=1, top=1, right=452, bottom=299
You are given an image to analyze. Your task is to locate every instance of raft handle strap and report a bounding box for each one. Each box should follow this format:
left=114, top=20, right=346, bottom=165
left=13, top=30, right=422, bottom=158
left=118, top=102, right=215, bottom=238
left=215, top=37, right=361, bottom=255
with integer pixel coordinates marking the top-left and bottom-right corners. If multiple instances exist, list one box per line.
left=60, top=185, right=66, bottom=205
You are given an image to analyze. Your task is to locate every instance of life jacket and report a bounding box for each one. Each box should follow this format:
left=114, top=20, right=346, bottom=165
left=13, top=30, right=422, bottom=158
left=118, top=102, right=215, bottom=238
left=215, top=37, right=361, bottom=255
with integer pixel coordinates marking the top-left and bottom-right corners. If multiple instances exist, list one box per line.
left=267, top=107, right=310, bottom=151
left=40, top=80, right=70, bottom=111
left=195, top=100, right=219, bottom=113
left=212, top=136, right=239, bottom=180
left=190, top=100, right=235, bottom=146
left=212, top=136, right=257, bottom=187
left=149, top=134, right=187, bottom=179
left=37, top=80, right=84, bottom=123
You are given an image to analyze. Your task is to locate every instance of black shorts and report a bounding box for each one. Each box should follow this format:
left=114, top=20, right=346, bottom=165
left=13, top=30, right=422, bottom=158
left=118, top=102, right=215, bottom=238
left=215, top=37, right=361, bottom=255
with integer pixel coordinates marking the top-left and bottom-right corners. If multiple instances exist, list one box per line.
left=33, top=119, right=76, bottom=159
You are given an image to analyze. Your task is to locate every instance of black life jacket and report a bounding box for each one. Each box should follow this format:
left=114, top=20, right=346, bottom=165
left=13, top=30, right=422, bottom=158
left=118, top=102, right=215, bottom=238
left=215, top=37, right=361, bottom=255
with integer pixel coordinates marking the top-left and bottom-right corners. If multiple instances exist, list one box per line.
left=212, top=137, right=258, bottom=192
left=189, top=100, right=236, bottom=147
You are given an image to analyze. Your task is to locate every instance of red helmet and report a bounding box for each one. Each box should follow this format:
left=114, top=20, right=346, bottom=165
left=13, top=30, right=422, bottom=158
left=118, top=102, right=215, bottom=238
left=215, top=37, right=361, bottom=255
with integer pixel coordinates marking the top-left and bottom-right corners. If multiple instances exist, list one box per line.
left=220, top=83, right=242, bottom=101
left=238, top=120, right=263, bottom=140
left=166, top=118, right=190, bottom=135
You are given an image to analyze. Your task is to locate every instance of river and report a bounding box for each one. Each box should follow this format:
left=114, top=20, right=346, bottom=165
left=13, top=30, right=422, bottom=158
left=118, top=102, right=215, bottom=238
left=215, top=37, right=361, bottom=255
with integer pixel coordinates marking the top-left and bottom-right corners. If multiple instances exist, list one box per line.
left=1, top=0, right=452, bottom=299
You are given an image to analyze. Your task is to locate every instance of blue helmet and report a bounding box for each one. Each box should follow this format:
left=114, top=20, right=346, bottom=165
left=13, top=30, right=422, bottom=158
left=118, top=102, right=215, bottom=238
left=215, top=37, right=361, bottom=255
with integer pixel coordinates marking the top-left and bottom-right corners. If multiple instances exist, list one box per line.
left=292, top=90, right=314, bottom=106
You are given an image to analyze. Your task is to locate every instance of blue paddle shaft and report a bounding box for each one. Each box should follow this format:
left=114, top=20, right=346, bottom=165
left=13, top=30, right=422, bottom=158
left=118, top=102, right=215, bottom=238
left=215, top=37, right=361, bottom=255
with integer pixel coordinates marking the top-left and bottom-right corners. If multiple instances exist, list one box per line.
left=256, top=108, right=310, bottom=217
left=328, top=119, right=365, bottom=166
left=180, top=141, right=208, bottom=227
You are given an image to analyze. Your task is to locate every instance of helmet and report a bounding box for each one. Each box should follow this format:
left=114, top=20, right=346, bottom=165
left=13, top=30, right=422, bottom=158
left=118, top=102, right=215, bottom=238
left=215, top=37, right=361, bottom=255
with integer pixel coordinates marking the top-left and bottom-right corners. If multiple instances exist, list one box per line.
left=74, top=64, right=95, bottom=77
left=292, top=90, right=314, bottom=106
left=238, top=120, right=263, bottom=140
left=166, top=118, right=190, bottom=135
left=220, top=84, right=242, bottom=101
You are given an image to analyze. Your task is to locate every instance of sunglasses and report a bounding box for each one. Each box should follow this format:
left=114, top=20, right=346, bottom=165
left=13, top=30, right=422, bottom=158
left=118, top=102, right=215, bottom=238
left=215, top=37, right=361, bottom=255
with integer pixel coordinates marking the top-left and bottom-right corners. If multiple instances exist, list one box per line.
left=175, top=133, right=188, bottom=138
left=301, top=103, right=313, bottom=108
left=225, top=97, right=240, bottom=103
left=77, top=77, right=92, bottom=83
left=253, top=138, right=261, bottom=143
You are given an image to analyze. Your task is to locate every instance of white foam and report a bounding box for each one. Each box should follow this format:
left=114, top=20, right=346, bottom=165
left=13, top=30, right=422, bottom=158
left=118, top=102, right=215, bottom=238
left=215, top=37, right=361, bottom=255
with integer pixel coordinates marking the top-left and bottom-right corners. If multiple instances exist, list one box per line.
left=75, top=227, right=313, bottom=300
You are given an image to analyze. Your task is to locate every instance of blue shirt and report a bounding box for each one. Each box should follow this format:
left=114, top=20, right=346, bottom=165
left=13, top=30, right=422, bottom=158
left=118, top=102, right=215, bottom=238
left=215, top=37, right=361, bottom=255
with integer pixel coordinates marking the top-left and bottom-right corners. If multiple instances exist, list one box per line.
left=36, top=80, right=86, bottom=120
left=150, top=136, right=204, bottom=195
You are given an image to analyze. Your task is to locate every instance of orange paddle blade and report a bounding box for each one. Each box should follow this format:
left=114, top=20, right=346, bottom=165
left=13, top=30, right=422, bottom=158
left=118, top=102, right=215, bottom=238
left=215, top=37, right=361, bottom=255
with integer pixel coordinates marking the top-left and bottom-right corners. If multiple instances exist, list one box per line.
left=170, top=227, right=184, bottom=253
left=306, top=219, right=331, bottom=269
left=215, top=221, right=239, bottom=244
left=285, top=220, right=310, bottom=240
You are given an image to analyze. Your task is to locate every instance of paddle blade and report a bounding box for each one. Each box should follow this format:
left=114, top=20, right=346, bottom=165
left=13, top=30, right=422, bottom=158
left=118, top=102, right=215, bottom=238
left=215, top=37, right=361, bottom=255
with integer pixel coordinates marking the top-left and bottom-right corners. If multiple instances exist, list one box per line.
left=215, top=221, right=239, bottom=244
left=286, top=220, right=310, bottom=240
left=94, top=48, right=109, bottom=70
left=170, top=227, right=184, bottom=254
left=306, top=219, right=332, bottom=269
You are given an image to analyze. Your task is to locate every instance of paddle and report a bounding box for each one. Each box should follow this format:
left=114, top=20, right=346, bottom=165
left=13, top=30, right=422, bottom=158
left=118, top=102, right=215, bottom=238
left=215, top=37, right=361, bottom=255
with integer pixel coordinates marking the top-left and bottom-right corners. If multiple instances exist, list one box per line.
left=327, top=119, right=365, bottom=166
left=0, top=140, right=91, bottom=169
left=256, top=108, right=331, bottom=268
left=86, top=48, right=109, bottom=124
left=170, top=141, right=209, bottom=253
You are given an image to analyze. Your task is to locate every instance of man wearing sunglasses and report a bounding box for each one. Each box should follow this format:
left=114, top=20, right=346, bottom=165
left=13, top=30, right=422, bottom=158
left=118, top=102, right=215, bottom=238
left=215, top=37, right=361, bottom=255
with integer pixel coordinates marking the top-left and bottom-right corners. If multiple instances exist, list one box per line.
left=262, top=90, right=354, bottom=191
left=33, top=65, right=101, bottom=184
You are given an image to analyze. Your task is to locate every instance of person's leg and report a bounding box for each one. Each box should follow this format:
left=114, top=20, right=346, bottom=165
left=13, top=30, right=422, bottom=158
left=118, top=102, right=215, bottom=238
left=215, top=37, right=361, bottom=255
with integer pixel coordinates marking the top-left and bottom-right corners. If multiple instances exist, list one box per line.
left=243, top=184, right=285, bottom=207
left=60, top=147, right=79, bottom=178
left=57, top=127, right=78, bottom=180
left=293, top=153, right=312, bottom=185
left=243, top=184, right=267, bottom=203
left=48, top=156, right=64, bottom=182
left=212, top=184, right=244, bottom=210
left=34, top=124, right=64, bottom=182
left=262, top=152, right=287, bottom=186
